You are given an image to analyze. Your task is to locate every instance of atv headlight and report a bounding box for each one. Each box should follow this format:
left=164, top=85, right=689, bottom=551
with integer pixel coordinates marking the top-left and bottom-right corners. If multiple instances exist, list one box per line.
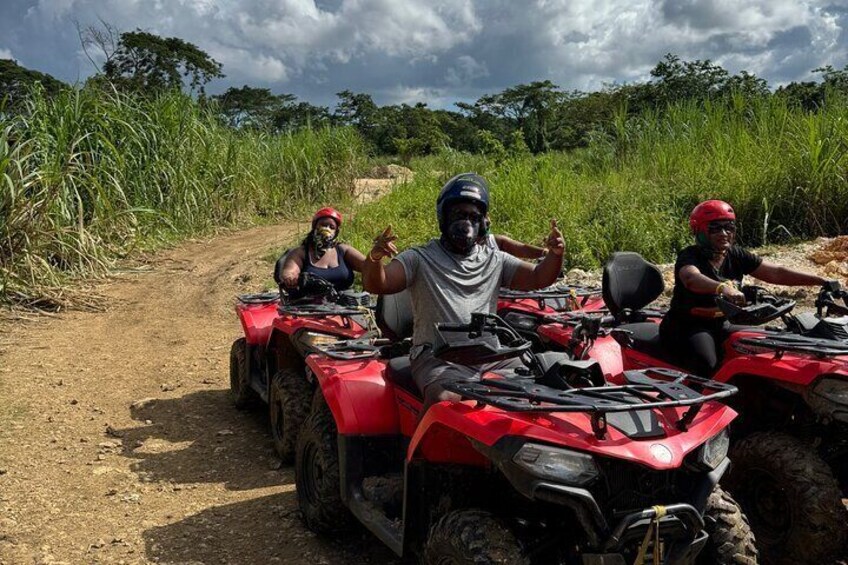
left=294, top=331, right=339, bottom=354
left=696, top=429, right=729, bottom=470
left=503, top=312, right=540, bottom=332
left=513, top=443, right=599, bottom=486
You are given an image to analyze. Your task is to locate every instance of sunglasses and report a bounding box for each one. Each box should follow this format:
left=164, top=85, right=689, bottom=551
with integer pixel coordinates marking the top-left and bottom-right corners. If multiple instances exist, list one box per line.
left=707, top=221, right=737, bottom=234
left=449, top=211, right=484, bottom=223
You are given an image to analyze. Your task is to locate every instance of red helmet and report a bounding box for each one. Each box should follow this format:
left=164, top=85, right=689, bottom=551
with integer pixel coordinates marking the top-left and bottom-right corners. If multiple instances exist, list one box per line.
left=312, top=207, right=342, bottom=228
left=689, top=200, right=735, bottom=234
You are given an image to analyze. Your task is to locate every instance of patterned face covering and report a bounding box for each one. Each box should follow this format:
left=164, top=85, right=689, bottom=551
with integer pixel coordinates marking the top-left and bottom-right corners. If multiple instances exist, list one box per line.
left=313, top=225, right=337, bottom=258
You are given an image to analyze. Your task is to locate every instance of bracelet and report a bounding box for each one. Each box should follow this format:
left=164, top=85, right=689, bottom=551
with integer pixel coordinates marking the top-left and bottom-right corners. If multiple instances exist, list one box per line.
left=366, top=249, right=382, bottom=263
left=715, top=281, right=730, bottom=295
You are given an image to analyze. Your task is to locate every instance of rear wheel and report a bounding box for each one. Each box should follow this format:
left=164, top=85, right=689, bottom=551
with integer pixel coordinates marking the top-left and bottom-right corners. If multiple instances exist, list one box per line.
left=698, top=487, right=758, bottom=564
left=295, top=396, right=352, bottom=533
left=724, top=431, right=847, bottom=563
left=269, top=368, right=312, bottom=463
left=423, top=509, right=528, bottom=565
left=229, top=338, right=257, bottom=409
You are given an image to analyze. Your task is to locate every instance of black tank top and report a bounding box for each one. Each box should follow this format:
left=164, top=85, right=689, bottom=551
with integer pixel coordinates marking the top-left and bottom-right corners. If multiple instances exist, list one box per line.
left=304, top=246, right=354, bottom=291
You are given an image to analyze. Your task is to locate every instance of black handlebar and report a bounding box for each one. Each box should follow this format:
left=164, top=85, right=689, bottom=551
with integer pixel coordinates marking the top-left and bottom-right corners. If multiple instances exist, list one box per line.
left=715, top=286, right=796, bottom=325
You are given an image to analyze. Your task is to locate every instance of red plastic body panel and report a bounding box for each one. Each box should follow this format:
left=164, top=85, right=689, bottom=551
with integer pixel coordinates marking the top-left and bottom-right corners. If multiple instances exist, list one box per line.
left=408, top=387, right=736, bottom=470
left=235, top=301, right=281, bottom=346
left=539, top=319, right=848, bottom=392
left=306, top=355, right=400, bottom=435
left=306, top=353, right=737, bottom=471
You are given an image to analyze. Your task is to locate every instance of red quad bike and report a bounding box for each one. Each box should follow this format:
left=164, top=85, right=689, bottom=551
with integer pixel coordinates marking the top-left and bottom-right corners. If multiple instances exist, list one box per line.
left=497, top=284, right=605, bottom=349
left=538, top=252, right=848, bottom=563
left=294, top=293, right=757, bottom=564
left=230, top=270, right=372, bottom=462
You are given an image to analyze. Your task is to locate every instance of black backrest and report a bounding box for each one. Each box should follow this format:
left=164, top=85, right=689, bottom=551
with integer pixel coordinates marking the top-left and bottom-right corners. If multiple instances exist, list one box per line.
left=602, top=252, right=664, bottom=318
left=376, top=290, right=414, bottom=341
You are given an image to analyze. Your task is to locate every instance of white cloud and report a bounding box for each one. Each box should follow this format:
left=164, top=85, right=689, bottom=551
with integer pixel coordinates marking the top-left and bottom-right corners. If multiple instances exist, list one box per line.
left=0, top=48, right=14, bottom=60
left=4, top=0, right=848, bottom=106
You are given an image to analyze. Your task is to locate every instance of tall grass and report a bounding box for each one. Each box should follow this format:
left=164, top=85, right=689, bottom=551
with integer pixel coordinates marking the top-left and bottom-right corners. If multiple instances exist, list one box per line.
left=348, top=94, right=848, bottom=269
left=0, top=85, right=366, bottom=305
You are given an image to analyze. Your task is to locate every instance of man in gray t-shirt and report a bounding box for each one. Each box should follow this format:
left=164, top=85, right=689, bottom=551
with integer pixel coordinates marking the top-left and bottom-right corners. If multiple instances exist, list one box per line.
left=361, top=173, right=564, bottom=412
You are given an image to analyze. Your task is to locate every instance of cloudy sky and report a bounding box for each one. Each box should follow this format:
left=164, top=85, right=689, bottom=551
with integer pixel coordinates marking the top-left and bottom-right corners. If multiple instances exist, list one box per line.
left=1, top=0, right=847, bottom=109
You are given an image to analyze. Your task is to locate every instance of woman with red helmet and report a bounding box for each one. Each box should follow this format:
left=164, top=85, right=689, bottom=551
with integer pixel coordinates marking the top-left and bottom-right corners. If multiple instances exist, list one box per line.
left=277, top=207, right=366, bottom=295
left=660, top=199, right=830, bottom=375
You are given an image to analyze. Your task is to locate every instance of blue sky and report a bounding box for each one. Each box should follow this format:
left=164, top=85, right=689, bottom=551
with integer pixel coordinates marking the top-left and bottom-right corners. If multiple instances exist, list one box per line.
left=2, top=0, right=847, bottom=109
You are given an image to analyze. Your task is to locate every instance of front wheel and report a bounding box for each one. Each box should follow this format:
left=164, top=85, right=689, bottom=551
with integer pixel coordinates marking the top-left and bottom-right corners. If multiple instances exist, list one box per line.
left=295, top=396, right=352, bottom=533
left=269, top=368, right=312, bottom=463
left=724, top=431, right=847, bottom=564
left=698, top=487, right=758, bottom=564
left=229, top=338, right=257, bottom=409
left=423, top=509, right=528, bottom=565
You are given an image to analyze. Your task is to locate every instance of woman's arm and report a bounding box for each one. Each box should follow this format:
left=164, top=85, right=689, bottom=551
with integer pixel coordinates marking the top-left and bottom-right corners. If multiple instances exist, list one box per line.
left=279, top=247, right=306, bottom=288
left=751, top=261, right=828, bottom=286
left=494, top=234, right=547, bottom=260
left=679, top=265, right=746, bottom=304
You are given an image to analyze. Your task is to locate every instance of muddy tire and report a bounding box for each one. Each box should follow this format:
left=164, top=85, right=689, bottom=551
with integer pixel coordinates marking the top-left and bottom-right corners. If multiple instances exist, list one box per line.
left=698, top=486, right=758, bottom=564
left=295, top=397, right=352, bottom=533
left=229, top=338, right=257, bottom=409
left=269, top=368, right=312, bottom=463
left=423, top=509, right=528, bottom=565
left=724, top=431, right=847, bottom=564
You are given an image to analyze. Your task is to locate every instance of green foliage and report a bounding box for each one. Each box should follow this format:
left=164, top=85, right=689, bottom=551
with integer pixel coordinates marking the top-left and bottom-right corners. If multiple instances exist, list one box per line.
left=103, top=30, right=224, bottom=95
left=0, top=59, right=67, bottom=112
left=0, top=85, right=365, bottom=304
left=348, top=94, right=848, bottom=269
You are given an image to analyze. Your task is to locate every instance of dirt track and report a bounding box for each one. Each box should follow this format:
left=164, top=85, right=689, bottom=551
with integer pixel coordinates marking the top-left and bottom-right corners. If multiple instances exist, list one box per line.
left=0, top=222, right=398, bottom=565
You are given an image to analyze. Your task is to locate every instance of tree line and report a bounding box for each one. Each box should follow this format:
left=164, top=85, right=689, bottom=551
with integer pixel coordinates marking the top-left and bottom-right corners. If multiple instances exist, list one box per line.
left=3, top=24, right=848, bottom=163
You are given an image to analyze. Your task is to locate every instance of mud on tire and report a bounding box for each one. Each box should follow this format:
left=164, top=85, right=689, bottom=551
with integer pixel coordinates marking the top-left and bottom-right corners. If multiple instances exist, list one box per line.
left=698, top=486, right=758, bottom=564
left=423, top=509, right=528, bottom=565
left=295, top=396, right=353, bottom=533
left=269, top=368, right=312, bottom=463
left=229, top=338, right=257, bottom=409
left=724, top=431, right=847, bottom=564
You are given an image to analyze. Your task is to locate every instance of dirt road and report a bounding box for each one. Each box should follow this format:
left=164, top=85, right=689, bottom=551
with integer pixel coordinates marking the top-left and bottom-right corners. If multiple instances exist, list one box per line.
left=0, top=222, right=398, bottom=565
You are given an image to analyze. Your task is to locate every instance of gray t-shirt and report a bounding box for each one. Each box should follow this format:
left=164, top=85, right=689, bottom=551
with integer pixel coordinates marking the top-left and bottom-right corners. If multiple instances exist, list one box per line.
left=394, top=238, right=522, bottom=346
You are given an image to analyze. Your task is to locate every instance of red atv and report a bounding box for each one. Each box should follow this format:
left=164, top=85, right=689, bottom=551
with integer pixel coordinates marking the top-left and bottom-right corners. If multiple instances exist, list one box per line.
left=537, top=252, right=848, bottom=563
left=294, top=294, right=757, bottom=564
left=230, top=271, right=372, bottom=462
left=497, top=284, right=605, bottom=349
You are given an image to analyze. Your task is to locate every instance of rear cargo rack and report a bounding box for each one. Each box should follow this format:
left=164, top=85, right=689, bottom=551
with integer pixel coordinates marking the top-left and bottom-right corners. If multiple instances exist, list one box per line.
left=736, top=333, right=848, bottom=358
left=499, top=285, right=601, bottom=310
left=441, top=367, right=737, bottom=439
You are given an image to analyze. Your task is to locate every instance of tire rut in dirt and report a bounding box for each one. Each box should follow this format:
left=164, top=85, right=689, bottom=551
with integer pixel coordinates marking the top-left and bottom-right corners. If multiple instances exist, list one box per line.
left=423, top=509, right=529, bottom=565
left=269, top=367, right=313, bottom=464
left=698, top=486, right=758, bottom=564
left=229, top=338, right=258, bottom=409
left=724, top=431, right=847, bottom=564
left=295, top=396, right=354, bottom=533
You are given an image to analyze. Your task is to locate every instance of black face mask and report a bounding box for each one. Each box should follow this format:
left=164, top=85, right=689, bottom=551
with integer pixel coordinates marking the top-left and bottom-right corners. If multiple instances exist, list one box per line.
left=312, top=226, right=337, bottom=258
left=446, top=219, right=480, bottom=254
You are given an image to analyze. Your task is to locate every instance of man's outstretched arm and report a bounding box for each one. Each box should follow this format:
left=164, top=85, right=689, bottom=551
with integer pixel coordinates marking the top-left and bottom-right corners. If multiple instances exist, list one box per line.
left=509, top=219, right=564, bottom=290
left=361, top=226, right=408, bottom=294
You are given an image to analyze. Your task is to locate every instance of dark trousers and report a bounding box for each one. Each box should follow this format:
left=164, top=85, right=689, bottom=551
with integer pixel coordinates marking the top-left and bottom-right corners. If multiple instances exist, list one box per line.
left=659, top=316, right=728, bottom=377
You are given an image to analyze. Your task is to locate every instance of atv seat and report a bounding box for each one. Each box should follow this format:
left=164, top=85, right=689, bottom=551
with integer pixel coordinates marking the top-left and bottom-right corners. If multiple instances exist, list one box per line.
left=619, top=322, right=667, bottom=359
left=376, top=290, right=420, bottom=397
left=603, top=252, right=664, bottom=323
left=385, top=356, right=419, bottom=396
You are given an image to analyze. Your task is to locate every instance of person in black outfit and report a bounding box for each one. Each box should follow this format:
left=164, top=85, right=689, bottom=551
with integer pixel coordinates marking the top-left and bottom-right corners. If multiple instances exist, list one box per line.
left=660, top=199, right=830, bottom=376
